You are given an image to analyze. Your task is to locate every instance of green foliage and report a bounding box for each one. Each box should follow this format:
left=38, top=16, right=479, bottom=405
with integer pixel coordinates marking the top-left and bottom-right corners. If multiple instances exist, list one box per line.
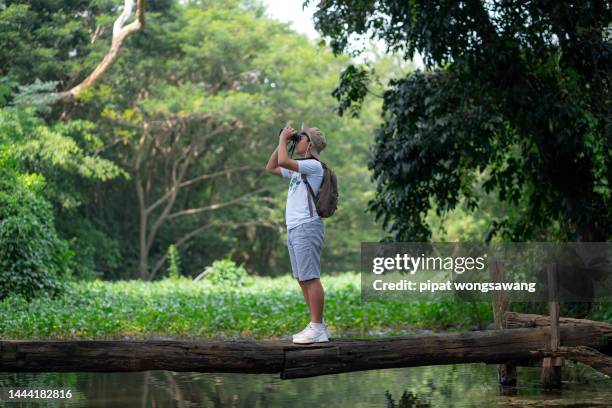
left=5, top=79, right=60, bottom=112
left=0, top=92, right=128, bottom=190
left=167, top=245, right=181, bottom=279
left=60, top=0, right=392, bottom=278
left=0, top=0, right=403, bottom=281
left=332, top=64, right=372, bottom=118
left=61, top=218, right=122, bottom=281
left=0, top=0, right=122, bottom=89
left=0, top=272, right=499, bottom=339
left=314, top=0, right=612, bottom=242
left=202, top=259, right=249, bottom=286
left=0, top=151, right=73, bottom=300
left=0, top=84, right=129, bottom=281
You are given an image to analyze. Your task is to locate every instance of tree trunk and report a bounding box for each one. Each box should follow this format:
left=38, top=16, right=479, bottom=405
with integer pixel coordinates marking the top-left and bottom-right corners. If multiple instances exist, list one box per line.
left=2, top=324, right=609, bottom=379
left=504, top=311, right=612, bottom=337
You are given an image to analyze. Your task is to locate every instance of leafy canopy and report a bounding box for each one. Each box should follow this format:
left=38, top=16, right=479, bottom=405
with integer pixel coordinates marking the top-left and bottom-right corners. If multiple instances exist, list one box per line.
left=311, top=0, right=611, bottom=242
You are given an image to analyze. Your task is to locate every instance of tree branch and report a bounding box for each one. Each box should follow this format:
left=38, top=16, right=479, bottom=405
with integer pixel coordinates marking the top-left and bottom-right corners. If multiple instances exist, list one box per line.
left=178, top=165, right=259, bottom=188
left=145, top=144, right=193, bottom=252
left=90, top=25, right=104, bottom=44
left=167, top=187, right=268, bottom=220
left=54, top=0, right=145, bottom=102
left=144, top=124, right=234, bottom=215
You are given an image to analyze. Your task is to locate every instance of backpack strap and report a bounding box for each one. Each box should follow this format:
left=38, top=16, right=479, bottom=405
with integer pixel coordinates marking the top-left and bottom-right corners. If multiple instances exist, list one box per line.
left=300, top=158, right=325, bottom=218
left=301, top=173, right=316, bottom=217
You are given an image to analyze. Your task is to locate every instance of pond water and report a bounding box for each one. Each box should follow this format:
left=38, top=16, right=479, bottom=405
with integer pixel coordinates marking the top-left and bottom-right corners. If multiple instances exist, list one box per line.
left=1, top=362, right=610, bottom=407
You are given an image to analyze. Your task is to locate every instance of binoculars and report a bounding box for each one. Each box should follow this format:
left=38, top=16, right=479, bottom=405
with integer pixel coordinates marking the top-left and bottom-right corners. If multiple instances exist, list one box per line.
left=278, top=128, right=307, bottom=157
left=278, top=128, right=307, bottom=142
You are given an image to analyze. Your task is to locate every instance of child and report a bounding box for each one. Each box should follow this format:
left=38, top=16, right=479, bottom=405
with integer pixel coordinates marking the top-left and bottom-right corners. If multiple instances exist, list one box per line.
left=265, top=124, right=330, bottom=343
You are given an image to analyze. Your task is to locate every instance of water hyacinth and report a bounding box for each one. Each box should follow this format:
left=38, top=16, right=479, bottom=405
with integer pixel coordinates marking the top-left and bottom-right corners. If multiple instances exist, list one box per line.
left=0, top=272, right=503, bottom=340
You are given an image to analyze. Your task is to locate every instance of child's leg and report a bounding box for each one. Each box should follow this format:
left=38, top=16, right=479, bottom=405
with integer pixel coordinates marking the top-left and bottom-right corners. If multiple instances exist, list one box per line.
left=298, top=280, right=311, bottom=311
left=292, top=220, right=325, bottom=323
left=302, top=278, right=325, bottom=323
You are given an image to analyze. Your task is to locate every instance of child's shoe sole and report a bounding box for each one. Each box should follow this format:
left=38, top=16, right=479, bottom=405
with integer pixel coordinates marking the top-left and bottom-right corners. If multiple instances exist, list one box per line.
left=292, top=333, right=329, bottom=344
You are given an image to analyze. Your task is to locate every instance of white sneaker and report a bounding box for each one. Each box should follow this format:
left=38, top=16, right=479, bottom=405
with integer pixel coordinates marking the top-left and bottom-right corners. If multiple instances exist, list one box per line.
left=292, top=323, right=311, bottom=340
left=292, top=323, right=329, bottom=344
left=292, top=320, right=328, bottom=340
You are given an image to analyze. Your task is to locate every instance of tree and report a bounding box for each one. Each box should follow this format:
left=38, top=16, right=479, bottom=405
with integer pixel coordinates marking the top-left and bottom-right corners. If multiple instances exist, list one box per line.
left=73, top=0, right=395, bottom=279
left=56, top=0, right=145, bottom=102
left=0, top=0, right=146, bottom=104
left=2, top=0, right=398, bottom=280
left=310, top=0, right=611, bottom=242
left=0, top=134, right=73, bottom=300
left=0, top=79, right=128, bottom=280
left=128, top=109, right=270, bottom=280
left=71, top=2, right=312, bottom=279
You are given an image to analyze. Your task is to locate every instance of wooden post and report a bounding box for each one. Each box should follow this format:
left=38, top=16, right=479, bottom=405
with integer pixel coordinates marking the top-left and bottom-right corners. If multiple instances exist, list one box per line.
left=541, top=262, right=563, bottom=388
left=491, top=259, right=517, bottom=388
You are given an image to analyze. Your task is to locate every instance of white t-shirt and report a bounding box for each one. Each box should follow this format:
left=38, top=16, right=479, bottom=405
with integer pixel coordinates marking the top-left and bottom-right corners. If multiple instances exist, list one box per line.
left=280, top=159, right=324, bottom=230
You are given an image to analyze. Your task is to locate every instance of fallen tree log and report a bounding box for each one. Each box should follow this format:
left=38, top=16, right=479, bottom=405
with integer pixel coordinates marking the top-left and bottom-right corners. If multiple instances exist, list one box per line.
left=2, top=324, right=610, bottom=379
left=530, top=346, right=612, bottom=377
left=504, top=311, right=612, bottom=336
left=281, top=324, right=610, bottom=379
left=505, top=312, right=612, bottom=378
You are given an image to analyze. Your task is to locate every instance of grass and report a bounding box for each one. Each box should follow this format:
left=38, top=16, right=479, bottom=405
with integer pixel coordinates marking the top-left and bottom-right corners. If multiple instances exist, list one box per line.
left=1, top=272, right=609, bottom=341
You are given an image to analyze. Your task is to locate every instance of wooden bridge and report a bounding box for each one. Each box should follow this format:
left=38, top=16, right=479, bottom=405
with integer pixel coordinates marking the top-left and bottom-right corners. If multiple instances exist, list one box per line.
left=2, top=312, right=610, bottom=379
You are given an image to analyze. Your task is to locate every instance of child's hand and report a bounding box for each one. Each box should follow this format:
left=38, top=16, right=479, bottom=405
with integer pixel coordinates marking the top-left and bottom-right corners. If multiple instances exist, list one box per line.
left=280, top=126, right=295, bottom=140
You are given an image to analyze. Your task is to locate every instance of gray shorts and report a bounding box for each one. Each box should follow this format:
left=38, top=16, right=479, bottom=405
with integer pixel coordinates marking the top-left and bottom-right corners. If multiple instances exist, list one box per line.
left=287, top=219, right=325, bottom=281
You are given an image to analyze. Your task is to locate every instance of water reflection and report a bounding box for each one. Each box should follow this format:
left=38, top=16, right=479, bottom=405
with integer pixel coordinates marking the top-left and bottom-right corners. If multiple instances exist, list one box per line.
left=1, top=362, right=610, bottom=407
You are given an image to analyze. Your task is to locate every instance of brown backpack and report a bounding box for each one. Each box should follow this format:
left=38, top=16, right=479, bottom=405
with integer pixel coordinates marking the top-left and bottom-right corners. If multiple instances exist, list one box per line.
left=300, top=159, right=338, bottom=218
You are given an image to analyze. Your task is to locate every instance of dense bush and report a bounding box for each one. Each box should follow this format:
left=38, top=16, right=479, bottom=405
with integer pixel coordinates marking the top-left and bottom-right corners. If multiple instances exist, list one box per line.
left=200, top=259, right=250, bottom=286
left=0, top=152, right=73, bottom=300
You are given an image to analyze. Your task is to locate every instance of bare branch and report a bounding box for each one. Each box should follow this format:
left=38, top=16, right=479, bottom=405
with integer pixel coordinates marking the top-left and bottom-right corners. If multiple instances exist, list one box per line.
left=113, top=0, right=135, bottom=36
left=167, top=187, right=268, bottom=220
left=147, top=165, right=258, bottom=215
left=144, top=147, right=192, bottom=252
left=144, top=124, right=236, bottom=215
left=93, top=136, right=130, bottom=156
left=179, top=165, right=259, bottom=188
left=90, top=26, right=104, bottom=44
left=55, top=0, right=145, bottom=102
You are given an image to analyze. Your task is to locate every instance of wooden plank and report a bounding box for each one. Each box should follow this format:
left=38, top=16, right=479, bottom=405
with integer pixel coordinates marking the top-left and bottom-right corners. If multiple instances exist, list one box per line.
left=548, top=263, right=560, bottom=352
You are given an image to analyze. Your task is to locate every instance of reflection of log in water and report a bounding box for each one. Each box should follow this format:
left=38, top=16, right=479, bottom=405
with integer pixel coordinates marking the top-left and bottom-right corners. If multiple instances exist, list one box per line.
left=1, top=314, right=609, bottom=380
